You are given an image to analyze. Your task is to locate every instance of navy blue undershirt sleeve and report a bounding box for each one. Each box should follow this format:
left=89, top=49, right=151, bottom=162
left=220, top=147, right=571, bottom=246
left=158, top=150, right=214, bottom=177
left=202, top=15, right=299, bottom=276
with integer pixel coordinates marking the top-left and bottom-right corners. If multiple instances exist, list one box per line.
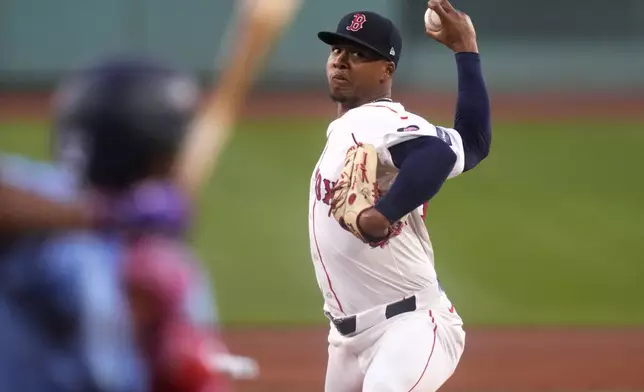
left=374, top=137, right=456, bottom=223
left=454, top=52, right=491, bottom=171
left=370, top=53, right=490, bottom=224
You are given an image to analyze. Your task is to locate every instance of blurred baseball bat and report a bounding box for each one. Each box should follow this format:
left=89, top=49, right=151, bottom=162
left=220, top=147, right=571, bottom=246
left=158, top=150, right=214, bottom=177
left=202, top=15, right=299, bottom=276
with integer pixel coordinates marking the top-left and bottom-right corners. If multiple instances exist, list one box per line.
left=174, top=0, right=303, bottom=198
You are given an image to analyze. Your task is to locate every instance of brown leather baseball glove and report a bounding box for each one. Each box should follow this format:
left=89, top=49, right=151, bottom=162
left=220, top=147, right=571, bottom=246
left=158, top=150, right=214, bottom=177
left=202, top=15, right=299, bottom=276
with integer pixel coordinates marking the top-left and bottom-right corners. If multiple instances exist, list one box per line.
left=328, top=138, right=403, bottom=247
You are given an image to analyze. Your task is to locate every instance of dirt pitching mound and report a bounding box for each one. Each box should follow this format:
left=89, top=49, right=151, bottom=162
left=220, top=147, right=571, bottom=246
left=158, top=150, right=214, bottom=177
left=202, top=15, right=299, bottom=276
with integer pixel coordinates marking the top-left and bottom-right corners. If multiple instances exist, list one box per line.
left=222, top=327, right=644, bottom=392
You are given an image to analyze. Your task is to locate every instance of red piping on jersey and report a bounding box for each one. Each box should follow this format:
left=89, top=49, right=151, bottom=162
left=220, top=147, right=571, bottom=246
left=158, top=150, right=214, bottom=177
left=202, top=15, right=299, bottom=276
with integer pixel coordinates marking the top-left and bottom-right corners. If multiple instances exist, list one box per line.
left=407, top=310, right=438, bottom=392
left=363, top=104, right=409, bottom=120
left=312, top=199, right=346, bottom=315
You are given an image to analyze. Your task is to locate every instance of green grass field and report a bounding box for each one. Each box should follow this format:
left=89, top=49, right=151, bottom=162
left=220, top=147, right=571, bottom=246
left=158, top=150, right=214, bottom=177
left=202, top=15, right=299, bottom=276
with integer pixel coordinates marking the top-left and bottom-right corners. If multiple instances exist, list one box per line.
left=2, top=119, right=643, bottom=326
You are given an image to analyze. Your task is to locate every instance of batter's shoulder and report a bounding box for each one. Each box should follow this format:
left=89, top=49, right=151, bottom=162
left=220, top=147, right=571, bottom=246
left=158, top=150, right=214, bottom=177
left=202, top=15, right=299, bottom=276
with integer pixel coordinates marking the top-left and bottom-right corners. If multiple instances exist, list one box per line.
left=0, top=154, right=76, bottom=202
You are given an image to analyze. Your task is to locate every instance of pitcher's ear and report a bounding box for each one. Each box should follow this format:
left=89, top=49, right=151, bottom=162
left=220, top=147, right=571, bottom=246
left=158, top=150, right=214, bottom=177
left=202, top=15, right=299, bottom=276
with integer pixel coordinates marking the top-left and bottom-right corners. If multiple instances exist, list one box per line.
left=386, top=62, right=395, bottom=76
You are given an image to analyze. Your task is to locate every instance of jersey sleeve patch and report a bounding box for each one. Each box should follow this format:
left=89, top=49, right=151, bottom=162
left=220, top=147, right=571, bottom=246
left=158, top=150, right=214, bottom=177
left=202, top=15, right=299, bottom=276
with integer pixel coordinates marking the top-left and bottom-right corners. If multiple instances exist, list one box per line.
left=435, top=126, right=453, bottom=146
left=380, top=124, right=466, bottom=180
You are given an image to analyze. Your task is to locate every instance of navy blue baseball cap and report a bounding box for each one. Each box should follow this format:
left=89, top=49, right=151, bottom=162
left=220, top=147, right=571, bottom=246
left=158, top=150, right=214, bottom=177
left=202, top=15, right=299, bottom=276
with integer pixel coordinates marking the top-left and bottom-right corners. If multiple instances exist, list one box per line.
left=318, top=11, right=403, bottom=67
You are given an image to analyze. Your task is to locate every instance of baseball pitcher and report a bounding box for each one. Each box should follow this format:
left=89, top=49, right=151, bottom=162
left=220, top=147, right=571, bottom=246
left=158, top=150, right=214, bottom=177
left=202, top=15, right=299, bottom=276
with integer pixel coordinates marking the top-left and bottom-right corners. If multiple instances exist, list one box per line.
left=310, top=1, right=491, bottom=391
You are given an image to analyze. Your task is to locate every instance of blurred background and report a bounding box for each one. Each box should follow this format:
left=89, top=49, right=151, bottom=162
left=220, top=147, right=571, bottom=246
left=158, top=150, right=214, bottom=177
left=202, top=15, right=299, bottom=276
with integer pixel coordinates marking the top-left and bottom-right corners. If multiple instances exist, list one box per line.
left=2, top=0, right=644, bottom=92
left=1, top=0, right=643, bottom=391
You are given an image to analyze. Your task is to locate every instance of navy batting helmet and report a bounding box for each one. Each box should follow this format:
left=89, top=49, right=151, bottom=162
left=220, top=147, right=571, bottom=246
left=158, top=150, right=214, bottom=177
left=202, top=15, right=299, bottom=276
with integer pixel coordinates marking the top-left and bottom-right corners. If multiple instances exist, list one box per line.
left=53, top=54, right=200, bottom=190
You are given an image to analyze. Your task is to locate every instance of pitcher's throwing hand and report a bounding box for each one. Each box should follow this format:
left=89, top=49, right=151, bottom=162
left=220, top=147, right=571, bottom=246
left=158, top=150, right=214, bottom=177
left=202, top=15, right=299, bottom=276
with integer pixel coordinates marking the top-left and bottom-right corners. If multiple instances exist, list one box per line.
left=426, top=0, right=478, bottom=53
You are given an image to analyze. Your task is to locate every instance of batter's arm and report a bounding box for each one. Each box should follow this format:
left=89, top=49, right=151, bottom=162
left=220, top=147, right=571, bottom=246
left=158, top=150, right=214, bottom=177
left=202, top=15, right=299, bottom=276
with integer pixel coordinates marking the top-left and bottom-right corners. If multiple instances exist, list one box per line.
left=0, top=181, right=188, bottom=235
left=173, top=0, right=303, bottom=199
left=0, top=184, right=95, bottom=233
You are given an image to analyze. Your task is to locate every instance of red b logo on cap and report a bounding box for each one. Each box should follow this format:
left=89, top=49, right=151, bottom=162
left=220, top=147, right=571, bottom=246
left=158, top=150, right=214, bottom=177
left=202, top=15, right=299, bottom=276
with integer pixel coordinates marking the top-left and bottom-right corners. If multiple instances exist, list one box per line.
left=346, top=13, right=367, bottom=32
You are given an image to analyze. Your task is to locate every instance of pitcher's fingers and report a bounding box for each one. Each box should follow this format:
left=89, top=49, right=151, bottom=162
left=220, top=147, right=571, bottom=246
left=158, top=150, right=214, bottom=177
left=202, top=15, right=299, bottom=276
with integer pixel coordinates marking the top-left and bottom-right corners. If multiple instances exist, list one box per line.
left=428, top=2, right=451, bottom=20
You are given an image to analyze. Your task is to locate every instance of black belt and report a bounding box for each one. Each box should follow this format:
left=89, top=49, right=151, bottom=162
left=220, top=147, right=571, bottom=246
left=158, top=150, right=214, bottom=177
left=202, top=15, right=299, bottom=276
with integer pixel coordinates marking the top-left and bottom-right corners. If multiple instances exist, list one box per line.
left=329, top=295, right=418, bottom=336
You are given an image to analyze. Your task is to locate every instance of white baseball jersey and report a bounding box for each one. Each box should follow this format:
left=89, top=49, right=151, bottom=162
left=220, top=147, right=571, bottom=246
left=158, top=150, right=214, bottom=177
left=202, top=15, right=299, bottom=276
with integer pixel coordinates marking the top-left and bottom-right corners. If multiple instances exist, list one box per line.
left=308, top=100, right=466, bottom=318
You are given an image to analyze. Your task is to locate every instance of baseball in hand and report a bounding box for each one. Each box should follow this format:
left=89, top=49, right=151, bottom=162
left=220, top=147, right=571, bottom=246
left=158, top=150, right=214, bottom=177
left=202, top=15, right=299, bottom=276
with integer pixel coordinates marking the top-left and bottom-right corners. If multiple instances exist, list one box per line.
left=424, top=8, right=442, bottom=32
